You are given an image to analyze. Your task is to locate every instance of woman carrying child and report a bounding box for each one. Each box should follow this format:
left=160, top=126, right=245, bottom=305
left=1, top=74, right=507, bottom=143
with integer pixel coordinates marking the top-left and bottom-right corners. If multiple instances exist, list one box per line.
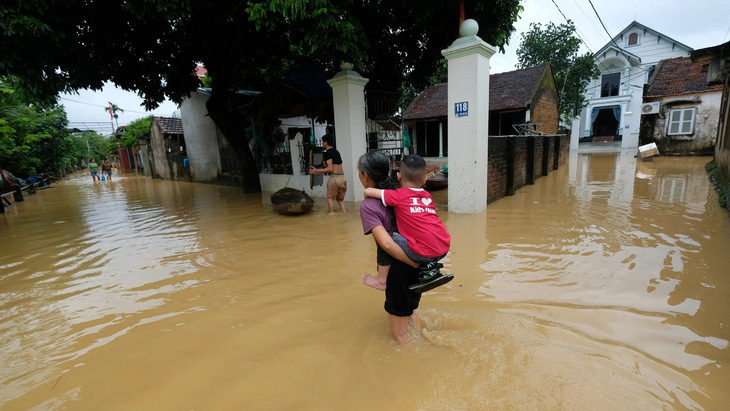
left=357, top=151, right=422, bottom=344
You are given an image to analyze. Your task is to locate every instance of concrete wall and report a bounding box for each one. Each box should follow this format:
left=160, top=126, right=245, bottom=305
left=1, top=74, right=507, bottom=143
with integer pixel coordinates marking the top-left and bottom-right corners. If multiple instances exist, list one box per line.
left=180, top=92, right=222, bottom=182
left=487, top=134, right=569, bottom=204
left=640, top=91, right=721, bottom=156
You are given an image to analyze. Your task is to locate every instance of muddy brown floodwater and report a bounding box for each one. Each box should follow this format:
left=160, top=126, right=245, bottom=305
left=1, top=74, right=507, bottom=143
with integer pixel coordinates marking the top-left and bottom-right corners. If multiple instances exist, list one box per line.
left=1, top=151, right=729, bottom=409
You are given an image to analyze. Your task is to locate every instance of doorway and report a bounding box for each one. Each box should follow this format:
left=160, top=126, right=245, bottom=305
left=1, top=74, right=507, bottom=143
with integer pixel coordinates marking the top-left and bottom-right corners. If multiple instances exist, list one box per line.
left=591, top=106, right=620, bottom=141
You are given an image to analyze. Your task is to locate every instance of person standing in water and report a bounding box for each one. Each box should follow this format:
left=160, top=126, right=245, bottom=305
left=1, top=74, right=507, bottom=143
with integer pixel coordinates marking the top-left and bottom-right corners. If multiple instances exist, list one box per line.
left=358, top=151, right=422, bottom=344
left=309, top=134, right=347, bottom=214
left=363, top=154, right=451, bottom=291
left=101, top=159, right=113, bottom=181
left=88, top=159, right=99, bottom=182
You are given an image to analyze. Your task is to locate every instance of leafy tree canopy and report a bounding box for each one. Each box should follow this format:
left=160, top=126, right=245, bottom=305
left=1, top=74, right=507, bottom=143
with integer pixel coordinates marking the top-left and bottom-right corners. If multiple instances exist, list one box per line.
left=1, top=0, right=523, bottom=105
left=69, top=131, right=115, bottom=167
left=0, top=77, right=72, bottom=176
left=516, top=20, right=599, bottom=123
left=120, top=115, right=153, bottom=149
left=1, top=0, right=524, bottom=191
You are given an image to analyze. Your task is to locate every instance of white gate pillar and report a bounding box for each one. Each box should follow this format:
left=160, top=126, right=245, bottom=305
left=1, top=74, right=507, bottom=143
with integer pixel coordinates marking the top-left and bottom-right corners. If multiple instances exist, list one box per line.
left=621, top=111, right=639, bottom=148
left=442, top=19, right=495, bottom=214
left=327, top=64, right=369, bottom=202
left=570, top=117, right=581, bottom=149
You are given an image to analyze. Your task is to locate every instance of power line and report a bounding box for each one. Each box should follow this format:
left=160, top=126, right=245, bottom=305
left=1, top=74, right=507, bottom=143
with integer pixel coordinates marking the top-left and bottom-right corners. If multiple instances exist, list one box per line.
left=586, top=0, right=640, bottom=68
left=549, top=0, right=594, bottom=54
left=570, top=0, right=607, bottom=48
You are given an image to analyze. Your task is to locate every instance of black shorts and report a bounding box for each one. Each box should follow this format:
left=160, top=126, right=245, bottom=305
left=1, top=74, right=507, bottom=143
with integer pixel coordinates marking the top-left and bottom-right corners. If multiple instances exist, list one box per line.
left=384, top=260, right=421, bottom=317
left=376, top=244, right=393, bottom=267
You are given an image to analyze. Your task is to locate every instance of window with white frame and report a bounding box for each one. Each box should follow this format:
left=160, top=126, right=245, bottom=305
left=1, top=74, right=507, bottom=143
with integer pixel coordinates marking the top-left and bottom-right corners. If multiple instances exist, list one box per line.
left=667, top=107, right=696, bottom=135
left=600, top=73, right=620, bottom=97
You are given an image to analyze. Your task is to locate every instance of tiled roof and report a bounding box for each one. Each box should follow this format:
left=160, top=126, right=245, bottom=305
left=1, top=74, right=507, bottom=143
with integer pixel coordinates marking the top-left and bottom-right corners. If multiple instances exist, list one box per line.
left=644, top=56, right=724, bottom=98
left=154, top=117, right=184, bottom=135
left=489, top=63, right=548, bottom=111
left=403, top=83, right=448, bottom=120
left=403, top=63, right=550, bottom=121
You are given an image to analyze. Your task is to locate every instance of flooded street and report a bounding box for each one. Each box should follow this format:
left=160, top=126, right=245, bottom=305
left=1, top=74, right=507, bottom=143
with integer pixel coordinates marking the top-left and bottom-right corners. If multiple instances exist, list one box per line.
left=1, top=150, right=729, bottom=410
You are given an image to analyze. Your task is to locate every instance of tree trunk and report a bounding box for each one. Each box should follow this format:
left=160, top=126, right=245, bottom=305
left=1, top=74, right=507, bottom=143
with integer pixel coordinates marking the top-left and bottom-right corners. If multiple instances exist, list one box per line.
left=205, top=90, right=262, bottom=194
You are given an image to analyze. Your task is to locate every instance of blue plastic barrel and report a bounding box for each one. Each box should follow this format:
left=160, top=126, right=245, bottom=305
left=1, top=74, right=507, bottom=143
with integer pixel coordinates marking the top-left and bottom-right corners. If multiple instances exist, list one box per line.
left=183, top=158, right=189, bottom=167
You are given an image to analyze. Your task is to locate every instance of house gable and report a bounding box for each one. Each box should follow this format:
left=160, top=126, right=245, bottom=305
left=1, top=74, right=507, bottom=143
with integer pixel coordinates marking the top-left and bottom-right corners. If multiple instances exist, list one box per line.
left=595, top=21, right=693, bottom=62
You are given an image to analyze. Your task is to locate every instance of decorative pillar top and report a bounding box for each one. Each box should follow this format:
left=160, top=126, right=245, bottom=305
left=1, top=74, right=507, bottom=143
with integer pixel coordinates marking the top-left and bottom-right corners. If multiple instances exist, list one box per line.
left=328, top=69, right=369, bottom=88
left=459, top=19, right=479, bottom=37
left=442, top=19, right=496, bottom=60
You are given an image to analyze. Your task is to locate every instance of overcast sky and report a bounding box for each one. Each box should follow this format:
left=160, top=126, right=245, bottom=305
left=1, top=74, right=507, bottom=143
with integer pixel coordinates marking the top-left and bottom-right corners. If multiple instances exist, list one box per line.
left=61, top=0, right=730, bottom=130
left=490, top=0, right=730, bottom=74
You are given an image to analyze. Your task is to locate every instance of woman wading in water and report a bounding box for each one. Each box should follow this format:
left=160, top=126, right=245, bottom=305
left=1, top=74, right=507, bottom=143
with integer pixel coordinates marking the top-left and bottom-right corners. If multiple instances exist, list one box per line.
left=357, top=151, right=422, bottom=344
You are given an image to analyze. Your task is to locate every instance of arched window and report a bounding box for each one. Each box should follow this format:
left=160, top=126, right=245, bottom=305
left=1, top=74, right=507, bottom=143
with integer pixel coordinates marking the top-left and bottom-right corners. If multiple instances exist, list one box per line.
left=628, top=33, right=638, bottom=46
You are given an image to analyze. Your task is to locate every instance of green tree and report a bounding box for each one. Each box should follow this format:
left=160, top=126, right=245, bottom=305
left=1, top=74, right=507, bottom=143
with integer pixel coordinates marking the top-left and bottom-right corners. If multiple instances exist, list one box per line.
left=68, top=131, right=112, bottom=167
left=0, top=77, right=71, bottom=176
left=120, top=115, right=153, bottom=149
left=516, top=20, right=599, bottom=123
left=1, top=0, right=524, bottom=192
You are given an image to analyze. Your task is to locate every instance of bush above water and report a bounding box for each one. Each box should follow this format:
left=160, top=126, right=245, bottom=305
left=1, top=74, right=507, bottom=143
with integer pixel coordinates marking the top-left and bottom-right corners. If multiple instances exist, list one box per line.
left=706, top=160, right=728, bottom=208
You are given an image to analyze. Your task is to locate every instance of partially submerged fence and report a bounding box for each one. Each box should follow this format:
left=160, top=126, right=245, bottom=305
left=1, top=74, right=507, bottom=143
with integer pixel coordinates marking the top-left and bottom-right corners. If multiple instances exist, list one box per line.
left=487, top=134, right=569, bottom=204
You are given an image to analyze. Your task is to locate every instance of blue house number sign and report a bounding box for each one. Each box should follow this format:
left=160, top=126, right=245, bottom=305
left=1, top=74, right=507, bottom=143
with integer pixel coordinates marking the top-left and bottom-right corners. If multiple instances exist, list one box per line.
left=455, top=101, right=469, bottom=118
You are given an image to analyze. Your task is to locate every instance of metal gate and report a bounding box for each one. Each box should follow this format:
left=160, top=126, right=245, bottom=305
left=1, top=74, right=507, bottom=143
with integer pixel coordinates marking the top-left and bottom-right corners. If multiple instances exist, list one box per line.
left=365, top=90, right=405, bottom=161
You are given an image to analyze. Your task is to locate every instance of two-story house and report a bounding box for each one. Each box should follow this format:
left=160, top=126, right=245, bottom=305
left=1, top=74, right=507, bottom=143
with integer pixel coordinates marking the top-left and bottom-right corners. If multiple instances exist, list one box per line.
left=578, top=21, right=693, bottom=148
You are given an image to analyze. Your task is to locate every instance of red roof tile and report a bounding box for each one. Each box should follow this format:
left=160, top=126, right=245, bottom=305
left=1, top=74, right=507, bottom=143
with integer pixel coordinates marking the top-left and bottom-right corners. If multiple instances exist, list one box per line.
left=644, top=56, right=723, bottom=98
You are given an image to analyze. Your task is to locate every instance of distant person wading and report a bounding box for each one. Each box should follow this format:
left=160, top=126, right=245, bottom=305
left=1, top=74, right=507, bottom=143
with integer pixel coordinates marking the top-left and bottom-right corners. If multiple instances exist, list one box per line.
left=309, top=134, right=347, bottom=214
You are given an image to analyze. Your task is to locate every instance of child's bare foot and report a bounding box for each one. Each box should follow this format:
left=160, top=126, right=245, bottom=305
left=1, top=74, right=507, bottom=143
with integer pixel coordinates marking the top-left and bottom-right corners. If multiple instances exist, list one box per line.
left=362, top=272, right=386, bottom=291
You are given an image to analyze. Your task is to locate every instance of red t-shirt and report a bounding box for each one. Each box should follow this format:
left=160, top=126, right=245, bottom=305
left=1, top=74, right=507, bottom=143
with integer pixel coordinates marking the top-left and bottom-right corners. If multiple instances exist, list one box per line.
left=381, top=187, right=450, bottom=257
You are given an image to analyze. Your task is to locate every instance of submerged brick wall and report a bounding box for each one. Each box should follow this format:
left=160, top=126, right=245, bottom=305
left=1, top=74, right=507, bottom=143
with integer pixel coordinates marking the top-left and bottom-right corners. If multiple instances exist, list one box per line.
left=486, top=134, right=568, bottom=204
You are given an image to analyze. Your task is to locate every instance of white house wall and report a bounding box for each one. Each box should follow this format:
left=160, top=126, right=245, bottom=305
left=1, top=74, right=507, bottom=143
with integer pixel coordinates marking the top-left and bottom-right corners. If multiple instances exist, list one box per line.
left=647, top=92, right=721, bottom=154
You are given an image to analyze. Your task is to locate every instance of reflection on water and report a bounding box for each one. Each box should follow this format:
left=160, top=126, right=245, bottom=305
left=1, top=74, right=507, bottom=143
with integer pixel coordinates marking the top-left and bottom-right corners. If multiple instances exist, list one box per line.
left=1, top=152, right=729, bottom=409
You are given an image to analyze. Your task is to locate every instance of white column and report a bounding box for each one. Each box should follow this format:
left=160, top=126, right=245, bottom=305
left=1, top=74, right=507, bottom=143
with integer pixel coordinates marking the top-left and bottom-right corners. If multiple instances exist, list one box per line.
left=438, top=122, right=444, bottom=157
left=289, top=132, right=303, bottom=174
left=327, top=64, right=369, bottom=202
left=442, top=19, right=495, bottom=214
left=570, top=117, right=581, bottom=149
left=621, top=111, right=639, bottom=148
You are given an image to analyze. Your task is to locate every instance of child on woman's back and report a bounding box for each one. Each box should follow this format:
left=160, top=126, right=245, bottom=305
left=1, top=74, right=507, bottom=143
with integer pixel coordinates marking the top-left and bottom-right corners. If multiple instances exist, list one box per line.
left=362, top=154, right=451, bottom=291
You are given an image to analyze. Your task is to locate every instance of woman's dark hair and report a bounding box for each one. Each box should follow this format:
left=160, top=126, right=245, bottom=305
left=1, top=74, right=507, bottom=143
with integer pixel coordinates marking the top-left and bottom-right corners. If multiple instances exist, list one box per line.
left=358, top=151, right=394, bottom=190
left=358, top=151, right=398, bottom=231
